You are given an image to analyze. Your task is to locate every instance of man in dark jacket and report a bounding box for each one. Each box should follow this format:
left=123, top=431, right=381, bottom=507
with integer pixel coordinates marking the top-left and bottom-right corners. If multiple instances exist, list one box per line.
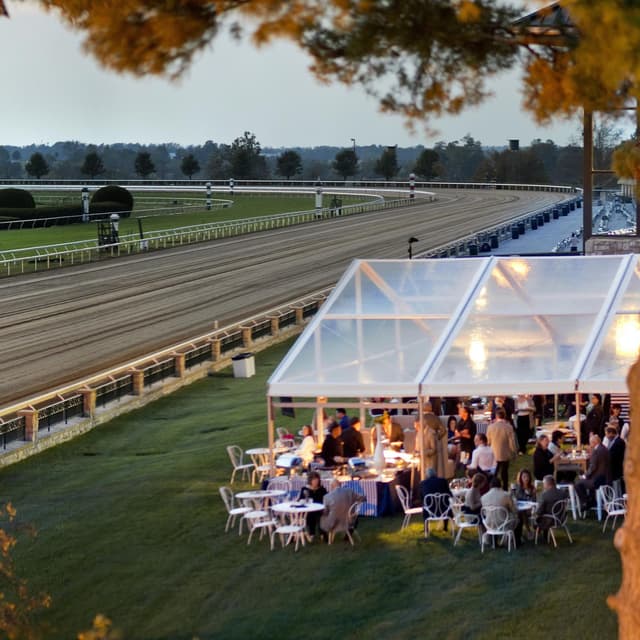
left=535, top=475, right=568, bottom=534
left=605, top=426, right=626, bottom=492
left=321, top=422, right=345, bottom=468
left=576, top=434, right=610, bottom=509
left=342, top=417, right=365, bottom=458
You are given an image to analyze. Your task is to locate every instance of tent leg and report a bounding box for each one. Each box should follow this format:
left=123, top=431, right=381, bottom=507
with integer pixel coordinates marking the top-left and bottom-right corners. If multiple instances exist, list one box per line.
left=267, top=396, right=276, bottom=476
left=575, top=392, right=582, bottom=448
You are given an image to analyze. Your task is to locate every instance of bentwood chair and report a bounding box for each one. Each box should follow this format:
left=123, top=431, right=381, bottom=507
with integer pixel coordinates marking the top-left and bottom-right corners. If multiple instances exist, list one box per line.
left=600, top=485, right=627, bottom=533
left=395, top=485, right=422, bottom=530
left=226, top=445, right=254, bottom=484
left=480, top=506, right=516, bottom=553
left=423, top=493, right=453, bottom=538
left=534, top=499, right=573, bottom=547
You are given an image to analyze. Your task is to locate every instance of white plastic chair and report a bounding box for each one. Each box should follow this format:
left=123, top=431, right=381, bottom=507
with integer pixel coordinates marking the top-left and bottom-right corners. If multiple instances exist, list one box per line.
left=535, top=499, right=573, bottom=547
left=600, top=485, right=627, bottom=532
left=557, top=483, right=581, bottom=520
left=328, top=502, right=362, bottom=546
left=395, top=485, right=422, bottom=530
left=226, top=445, right=254, bottom=484
left=243, top=509, right=278, bottom=545
left=270, top=509, right=308, bottom=551
left=451, top=501, right=481, bottom=547
left=423, top=493, right=453, bottom=538
left=219, top=486, right=252, bottom=533
left=480, top=506, right=516, bottom=553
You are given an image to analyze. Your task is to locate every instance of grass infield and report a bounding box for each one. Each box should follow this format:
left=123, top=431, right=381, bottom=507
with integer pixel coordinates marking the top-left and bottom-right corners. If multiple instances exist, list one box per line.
left=1, top=339, right=620, bottom=639
left=0, top=193, right=371, bottom=251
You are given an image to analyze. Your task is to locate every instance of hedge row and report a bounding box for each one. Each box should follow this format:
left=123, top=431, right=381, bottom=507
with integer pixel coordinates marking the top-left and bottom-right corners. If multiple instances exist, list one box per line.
left=0, top=202, right=131, bottom=229
left=0, top=188, right=35, bottom=209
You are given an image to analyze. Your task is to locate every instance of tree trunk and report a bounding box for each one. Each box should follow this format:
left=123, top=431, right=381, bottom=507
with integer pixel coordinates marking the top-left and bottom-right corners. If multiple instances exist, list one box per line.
left=609, top=357, right=640, bottom=635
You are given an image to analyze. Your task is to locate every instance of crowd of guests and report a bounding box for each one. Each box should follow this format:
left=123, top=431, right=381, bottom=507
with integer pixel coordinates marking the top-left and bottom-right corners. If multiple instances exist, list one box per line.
left=418, top=393, right=630, bottom=547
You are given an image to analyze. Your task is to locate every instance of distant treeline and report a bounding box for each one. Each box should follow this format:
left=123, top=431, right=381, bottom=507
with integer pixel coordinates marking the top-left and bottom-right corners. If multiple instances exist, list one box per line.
left=0, top=130, right=618, bottom=187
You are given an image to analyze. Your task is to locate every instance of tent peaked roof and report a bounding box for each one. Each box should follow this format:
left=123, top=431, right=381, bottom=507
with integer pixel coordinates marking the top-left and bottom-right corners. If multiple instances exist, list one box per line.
left=267, top=256, right=640, bottom=398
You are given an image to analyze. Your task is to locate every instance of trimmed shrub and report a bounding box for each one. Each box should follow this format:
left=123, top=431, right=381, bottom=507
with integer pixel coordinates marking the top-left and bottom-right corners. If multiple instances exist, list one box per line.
left=0, top=188, right=35, bottom=209
left=91, top=185, right=134, bottom=218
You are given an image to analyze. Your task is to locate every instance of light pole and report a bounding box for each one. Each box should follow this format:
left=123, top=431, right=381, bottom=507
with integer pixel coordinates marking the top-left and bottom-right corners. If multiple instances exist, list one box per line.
left=350, top=138, right=356, bottom=154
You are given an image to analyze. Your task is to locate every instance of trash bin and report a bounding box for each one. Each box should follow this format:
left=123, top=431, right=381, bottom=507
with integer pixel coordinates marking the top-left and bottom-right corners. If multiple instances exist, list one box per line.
left=543, top=210, right=551, bottom=223
left=517, top=222, right=525, bottom=235
left=231, top=352, right=255, bottom=378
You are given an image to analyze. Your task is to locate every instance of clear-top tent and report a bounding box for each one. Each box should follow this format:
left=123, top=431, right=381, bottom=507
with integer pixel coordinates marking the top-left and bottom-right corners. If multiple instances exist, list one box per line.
left=268, top=255, right=640, bottom=400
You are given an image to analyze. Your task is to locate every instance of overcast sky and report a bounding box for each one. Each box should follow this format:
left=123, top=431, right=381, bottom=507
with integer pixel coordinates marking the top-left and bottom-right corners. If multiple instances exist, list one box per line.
left=1, top=2, right=579, bottom=149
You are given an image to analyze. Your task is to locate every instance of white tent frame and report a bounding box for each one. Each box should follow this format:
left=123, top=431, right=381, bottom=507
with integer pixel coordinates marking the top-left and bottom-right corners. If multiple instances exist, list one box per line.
left=266, top=255, right=640, bottom=468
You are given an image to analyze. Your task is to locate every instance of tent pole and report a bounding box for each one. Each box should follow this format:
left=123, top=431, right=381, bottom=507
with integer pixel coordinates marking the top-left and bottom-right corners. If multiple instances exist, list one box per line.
left=575, top=392, right=582, bottom=448
left=316, top=396, right=326, bottom=447
left=418, top=396, right=425, bottom=488
left=267, top=396, right=276, bottom=476
left=554, top=394, right=558, bottom=422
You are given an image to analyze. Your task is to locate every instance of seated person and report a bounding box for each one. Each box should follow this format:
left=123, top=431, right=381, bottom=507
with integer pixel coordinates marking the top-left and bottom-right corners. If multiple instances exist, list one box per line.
left=481, top=476, right=521, bottom=546
left=515, top=468, right=536, bottom=502
left=463, top=472, right=488, bottom=516
left=467, top=433, right=495, bottom=476
left=296, top=424, right=317, bottom=466
left=535, top=475, right=568, bottom=534
left=319, top=480, right=365, bottom=540
left=342, top=417, right=365, bottom=458
left=548, top=430, right=564, bottom=457
left=532, top=435, right=558, bottom=481
left=299, top=471, right=327, bottom=538
left=372, top=413, right=404, bottom=449
left=575, top=434, right=610, bottom=510
left=420, top=467, right=452, bottom=530
left=446, top=415, right=458, bottom=440
left=320, top=422, right=345, bottom=468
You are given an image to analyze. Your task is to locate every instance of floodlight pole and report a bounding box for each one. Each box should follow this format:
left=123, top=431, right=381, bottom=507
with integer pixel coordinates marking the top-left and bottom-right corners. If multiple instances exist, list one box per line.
left=408, top=236, right=418, bottom=260
left=350, top=138, right=356, bottom=154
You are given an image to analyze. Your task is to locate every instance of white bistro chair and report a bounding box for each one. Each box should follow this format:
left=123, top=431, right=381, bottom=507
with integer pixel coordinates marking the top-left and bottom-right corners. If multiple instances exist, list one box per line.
left=423, top=493, right=453, bottom=538
left=270, top=509, right=308, bottom=552
left=395, top=485, right=422, bottom=530
left=480, top=506, right=516, bottom=553
left=219, top=486, right=252, bottom=533
left=600, top=485, right=627, bottom=533
left=534, top=499, right=573, bottom=547
left=226, top=445, right=254, bottom=484
left=450, top=501, right=481, bottom=547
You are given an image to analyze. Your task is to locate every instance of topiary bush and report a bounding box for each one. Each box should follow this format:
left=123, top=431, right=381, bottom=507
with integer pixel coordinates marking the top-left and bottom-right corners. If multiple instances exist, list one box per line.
left=90, top=185, right=134, bottom=218
left=0, top=188, right=35, bottom=209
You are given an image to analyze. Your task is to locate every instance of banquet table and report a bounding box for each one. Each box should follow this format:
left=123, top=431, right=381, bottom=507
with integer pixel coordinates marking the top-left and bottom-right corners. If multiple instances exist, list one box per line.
left=280, top=471, right=411, bottom=517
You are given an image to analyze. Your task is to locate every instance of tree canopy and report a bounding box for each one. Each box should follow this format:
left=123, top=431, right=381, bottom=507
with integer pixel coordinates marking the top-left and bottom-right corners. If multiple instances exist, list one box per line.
left=374, top=147, right=399, bottom=181
left=12, top=1, right=639, bottom=130
left=81, top=151, right=106, bottom=178
left=276, top=150, right=302, bottom=180
left=134, top=151, right=156, bottom=178
left=180, top=153, right=201, bottom=179
left=332, top=149, right=358, bottom=180
left=25, top=152, right=49, bottom=179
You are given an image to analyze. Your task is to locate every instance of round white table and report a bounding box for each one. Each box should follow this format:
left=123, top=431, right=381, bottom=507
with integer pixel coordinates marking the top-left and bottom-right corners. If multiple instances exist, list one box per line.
left=272, top=501, right=325, bottom=515
left=271, top=501, right=326, bottom=550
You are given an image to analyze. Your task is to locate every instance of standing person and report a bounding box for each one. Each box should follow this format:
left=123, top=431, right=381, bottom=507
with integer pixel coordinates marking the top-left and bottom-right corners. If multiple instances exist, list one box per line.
left=455, top=405, right=477, bottom=463
left=584, top=393, right=605, bottom=440
left=486, top=408, right=517, bottom=491
left=336, top=408, right=351, bottom=432
left=515, top=394, right=535, bottom=455
left=298, top=471, right=327, bottom=540
left=609, top=404, right=624, bottom=430
left=605, top=426, right=626, bottom=493
left=342, top=417, right=365, bottom=458
left=532, top=435, right=559, bottom=481
left=421, top=402, right=449, bottom=478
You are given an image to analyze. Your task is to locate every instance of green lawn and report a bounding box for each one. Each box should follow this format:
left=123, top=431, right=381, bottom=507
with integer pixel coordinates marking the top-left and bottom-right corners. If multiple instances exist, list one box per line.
left=2, top=339, right=620, bottom=639
left=0, top=193, right=370, bottom=251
